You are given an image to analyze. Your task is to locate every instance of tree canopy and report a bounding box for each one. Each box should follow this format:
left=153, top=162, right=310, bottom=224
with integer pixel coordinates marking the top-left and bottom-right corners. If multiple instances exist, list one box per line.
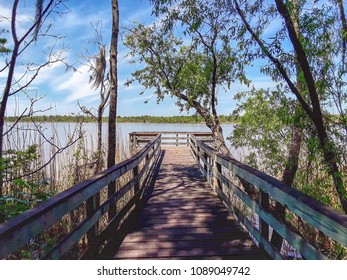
left=125, top=0, right=250, bottom=155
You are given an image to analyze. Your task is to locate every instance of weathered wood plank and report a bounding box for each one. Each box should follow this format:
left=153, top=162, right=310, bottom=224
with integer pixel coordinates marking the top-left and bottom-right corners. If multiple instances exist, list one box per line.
left=118, top=231, right=252, bottom=243
left=118, top=239, right=255, bottom=250
left=114, top=245, right=261, bottom=259
left=112, top=147, right=267, bottom=260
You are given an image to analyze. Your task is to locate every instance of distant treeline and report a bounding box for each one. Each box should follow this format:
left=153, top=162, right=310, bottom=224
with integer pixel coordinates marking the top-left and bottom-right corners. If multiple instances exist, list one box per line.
left=5, top=114, right=239, bottom=124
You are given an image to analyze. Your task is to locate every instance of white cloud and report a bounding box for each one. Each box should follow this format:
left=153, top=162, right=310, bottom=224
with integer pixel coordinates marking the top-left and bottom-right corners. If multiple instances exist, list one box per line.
left=5, top=0, right=228, bottom=117
left=56, top=64, right=98, bottom=102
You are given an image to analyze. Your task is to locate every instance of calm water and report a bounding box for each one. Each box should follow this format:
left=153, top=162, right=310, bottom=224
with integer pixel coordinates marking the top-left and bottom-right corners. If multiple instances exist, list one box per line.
left=4, top=122, right=247, bottom=180
left=83, top=122, right=245, bottom=159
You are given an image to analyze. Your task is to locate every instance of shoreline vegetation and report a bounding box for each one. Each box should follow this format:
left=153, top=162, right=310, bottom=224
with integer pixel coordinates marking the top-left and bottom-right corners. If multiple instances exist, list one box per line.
left=5, top=115, right=238, bottom=124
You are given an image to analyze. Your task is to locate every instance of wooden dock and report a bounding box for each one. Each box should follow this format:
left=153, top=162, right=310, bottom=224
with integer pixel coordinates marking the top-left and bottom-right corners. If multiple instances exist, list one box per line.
left=1, top=132, right=347, bottom=260
left=113, top=147, right=268, bottom=259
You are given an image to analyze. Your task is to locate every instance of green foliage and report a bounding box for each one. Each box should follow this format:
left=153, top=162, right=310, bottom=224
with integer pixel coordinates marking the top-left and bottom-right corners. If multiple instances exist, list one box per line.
left=230, top=87, right=344, bottom=206
left=230, top=89, right=293, bottom=177
left=0, top=145, right=39, bottom=175
left=125, top=0, right=248, bottom=117
left=0, top=34, right=11, bottom=54
left=231, top=0, right=347, bottom=210
left=5, top=114, right=85, bottom=123
left=0, top=179, right=54, bottom=220
left=0, top=146, right=54, bottom=222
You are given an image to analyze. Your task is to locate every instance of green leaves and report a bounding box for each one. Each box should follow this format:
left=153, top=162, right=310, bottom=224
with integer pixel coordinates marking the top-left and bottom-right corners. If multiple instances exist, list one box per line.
left=229, top=88, right=294, bottom=177
left=0, top=177, right=54, bottom=222
left=125, top=0, right=247, bottom=116
left=0, top=37, right=11, bottom=54
left=0, top=146, right=53, bottom=223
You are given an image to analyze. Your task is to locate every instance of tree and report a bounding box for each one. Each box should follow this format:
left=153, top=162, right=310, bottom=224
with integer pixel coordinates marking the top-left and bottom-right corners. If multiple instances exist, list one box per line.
left=230, top=88, right=306, bottom=250
left=0, top=0, right=71, bottom=196
left=224, top=0, right=347, bottom=254
left=126, top=0, right=249, bottom=156
left=79, top=22, right=110, bottom=174
left=228, top=0, right=347, bottom=214
left=107, top=0, right=119, bottom=219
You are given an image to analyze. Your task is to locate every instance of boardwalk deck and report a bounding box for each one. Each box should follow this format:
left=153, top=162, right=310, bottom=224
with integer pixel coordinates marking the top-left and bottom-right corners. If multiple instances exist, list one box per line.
left=112, top=147, right=269, bottom=260
left=2, top=133, right=347, bottom=260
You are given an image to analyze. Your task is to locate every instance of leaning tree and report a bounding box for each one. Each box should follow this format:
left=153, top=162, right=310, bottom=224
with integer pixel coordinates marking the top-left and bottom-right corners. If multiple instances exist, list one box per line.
left=125, top=0, right=249, bottom=156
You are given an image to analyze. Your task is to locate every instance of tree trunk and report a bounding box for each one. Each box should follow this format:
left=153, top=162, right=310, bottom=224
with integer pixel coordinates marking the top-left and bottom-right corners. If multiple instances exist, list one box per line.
left=211, top=121, right=232, bottom=156
left=271, top=0, right=303, bottom=250
left=274, top=0, right=347, bottom=214
left=0, top=7, right=20, bottom=195
left=270, top=123, right=303, bottom=250
left=337, top=0, right=347, bottom=65
left=95, top=106, right=103, bottom=174
left=107, top=0, right=119, bottom=220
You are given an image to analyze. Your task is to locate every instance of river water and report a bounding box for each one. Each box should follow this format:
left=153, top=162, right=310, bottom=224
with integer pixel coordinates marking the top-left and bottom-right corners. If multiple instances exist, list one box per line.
left=100, top=122, right=245, bottom=159
left=3, top=122, right=248, bottom=184
left=5, top=122, right=245, bottom=157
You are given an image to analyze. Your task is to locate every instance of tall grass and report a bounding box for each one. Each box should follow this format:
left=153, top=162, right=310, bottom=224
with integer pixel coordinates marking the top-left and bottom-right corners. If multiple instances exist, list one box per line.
left=2, top=121, right=129, bottom=194
left=1, top=121, right=131, bottom=259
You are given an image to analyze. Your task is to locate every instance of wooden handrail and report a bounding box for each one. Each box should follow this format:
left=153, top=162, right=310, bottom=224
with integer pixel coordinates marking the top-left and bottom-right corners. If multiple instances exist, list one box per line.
left=129, top=131, right=213, bottom=150
left=189, top=134, right=347, bottom=260
left=0, top=135, right=161, bottom=259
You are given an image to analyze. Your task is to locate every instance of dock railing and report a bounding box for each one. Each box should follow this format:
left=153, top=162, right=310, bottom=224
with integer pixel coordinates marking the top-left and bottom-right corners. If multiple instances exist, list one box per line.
left=129, top=131, right=213, bottom=150
left=0, top=135, right=161, bottom=259
left=189, top=134, right=347, bottom=259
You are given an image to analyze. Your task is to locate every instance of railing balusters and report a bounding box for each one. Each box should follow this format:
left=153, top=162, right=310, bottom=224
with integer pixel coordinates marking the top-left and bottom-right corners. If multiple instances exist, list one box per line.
left=129, top=132, right=213, bottom=148
left=259, top=190, right=270, bottom=251
left=86, top=192, right=100, bottom=245
left=0, top=135, right=162, bottom=260
left=133, top=165, right=140, bottom=209
left=189, top=134, right=347, bottom=260
left=214, top=160, right=222, bottom=193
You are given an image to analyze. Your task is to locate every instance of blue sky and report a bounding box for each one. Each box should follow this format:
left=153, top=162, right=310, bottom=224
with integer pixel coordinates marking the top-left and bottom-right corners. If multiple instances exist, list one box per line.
left=0, top=0, right=273, bottom=117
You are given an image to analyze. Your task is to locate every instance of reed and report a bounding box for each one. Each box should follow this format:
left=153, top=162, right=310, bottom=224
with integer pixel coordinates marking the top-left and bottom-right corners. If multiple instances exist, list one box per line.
left=1, top=121, right=130, bottom=259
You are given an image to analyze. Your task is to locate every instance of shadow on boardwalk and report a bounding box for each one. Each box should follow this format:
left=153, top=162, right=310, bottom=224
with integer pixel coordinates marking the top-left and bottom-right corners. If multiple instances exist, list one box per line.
left=99, top=148, right=269, bottom=260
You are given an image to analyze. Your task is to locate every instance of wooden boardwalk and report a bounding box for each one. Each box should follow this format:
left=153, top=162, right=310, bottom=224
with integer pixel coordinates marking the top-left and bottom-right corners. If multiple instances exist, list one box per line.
left=113, top=147, right=268, bottom=259
left=2, top=133, right=346, bottom=260
left=0, top=131, right=347, bottom=260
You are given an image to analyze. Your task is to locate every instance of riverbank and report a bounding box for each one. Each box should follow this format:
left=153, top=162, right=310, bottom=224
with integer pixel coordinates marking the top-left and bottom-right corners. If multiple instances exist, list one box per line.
left=5, top=115, right=239, bottom=124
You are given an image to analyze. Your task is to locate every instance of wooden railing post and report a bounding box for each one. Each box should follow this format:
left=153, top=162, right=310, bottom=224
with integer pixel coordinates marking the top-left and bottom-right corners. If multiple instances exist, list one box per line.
left=259, top=190, right=270, bottom=244
left=203, top=152, right=208, bottom=179
left=193, top=138, right=197, bottom=161
left=134, top=135, right=138, bottom=148
left=207, top=154, right=213, bottom=185
left=213, top=160, right=222, bottom=193
left=133, top=165, right=139, bottom=196
left=130, top=134, right=133, bottom=150
left=86, top=192, right=100, bottom=256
